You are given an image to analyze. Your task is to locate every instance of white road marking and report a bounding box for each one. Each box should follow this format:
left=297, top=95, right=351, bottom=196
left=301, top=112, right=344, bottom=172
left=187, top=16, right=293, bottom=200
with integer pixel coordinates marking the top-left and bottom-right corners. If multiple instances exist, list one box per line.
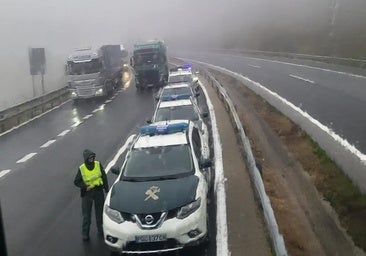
left=248, top=64, right=261, bottom=69
left=105, top=134, right=136, bottom=173
left=105, top=100, right=112, bottom=104
left=289, top=74, right=315, bottom=84
left=0, top=100, right=71, bottom=137
left=0, top=169, right=11, bottom=179
left=223, top=53, right=366, bottom=79
left=40, top=140, right=56, bottom=148
left=92, top=104, right=106, bottom=113
left=71, top=121, right=82, bottom=128
left=16, top=153, right=37, bottom=163
left=188, top=59, right=366, bottom=164
left=83, top=114, right=93, bottom=120
left=58, top=129, right=70, bottom=137
left=199, top=81, right=229, bottom=256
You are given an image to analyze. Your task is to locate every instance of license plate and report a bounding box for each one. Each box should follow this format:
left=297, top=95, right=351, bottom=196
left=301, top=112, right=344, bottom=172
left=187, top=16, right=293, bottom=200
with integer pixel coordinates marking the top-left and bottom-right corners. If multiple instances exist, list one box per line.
left=135, top=234, right=167, bottom=243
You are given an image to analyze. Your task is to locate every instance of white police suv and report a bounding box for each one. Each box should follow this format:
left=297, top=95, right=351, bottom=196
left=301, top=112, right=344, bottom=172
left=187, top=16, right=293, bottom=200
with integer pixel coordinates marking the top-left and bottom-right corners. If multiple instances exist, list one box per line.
left=103, top=122, right=212, bottom=254
left=168, top=64, right=198, bottom=85
left=155, top=82, right=199, bottom=102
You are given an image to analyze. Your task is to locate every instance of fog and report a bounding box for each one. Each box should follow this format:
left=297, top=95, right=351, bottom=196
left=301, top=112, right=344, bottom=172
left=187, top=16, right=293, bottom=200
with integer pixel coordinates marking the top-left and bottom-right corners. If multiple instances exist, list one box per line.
left=0, top=0, right=365, bottom=111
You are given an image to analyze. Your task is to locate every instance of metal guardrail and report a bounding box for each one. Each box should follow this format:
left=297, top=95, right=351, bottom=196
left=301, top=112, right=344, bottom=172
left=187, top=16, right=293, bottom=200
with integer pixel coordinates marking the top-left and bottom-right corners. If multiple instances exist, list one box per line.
left=0, top=88, right=70, bottom=134
left=197, top=65, right=288, bottom=256
left=213, top=49, right=366, bottom=69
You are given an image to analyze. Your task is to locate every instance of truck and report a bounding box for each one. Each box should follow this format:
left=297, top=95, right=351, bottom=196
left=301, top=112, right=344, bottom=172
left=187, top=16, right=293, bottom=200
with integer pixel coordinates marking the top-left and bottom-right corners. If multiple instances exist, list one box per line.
left=130, top=40, right=169, bottom=90
left=66, top=45, right=128, bottom=102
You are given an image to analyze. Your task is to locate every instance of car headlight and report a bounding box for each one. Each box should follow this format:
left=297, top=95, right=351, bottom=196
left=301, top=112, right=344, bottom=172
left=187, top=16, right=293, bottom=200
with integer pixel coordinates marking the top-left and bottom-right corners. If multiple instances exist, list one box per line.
left=104, top=205, right=124, bottom=224
left=177, top=197, right=201, bottom=219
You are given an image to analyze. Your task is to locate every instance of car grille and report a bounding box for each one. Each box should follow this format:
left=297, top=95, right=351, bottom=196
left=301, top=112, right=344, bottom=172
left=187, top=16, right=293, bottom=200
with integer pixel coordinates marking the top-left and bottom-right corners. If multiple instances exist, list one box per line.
left=76, top=86, right=97, bottom=97
left=124, top=238, right=180, bottom=252
left=136, top=212, right=163, bottom=226
left=120, top=209, right=179, bottom=229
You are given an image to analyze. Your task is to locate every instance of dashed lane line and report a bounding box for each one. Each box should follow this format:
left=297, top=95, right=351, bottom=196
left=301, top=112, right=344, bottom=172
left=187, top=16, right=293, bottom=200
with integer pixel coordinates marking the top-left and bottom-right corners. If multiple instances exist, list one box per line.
left=16, top=153, right=37, bottom=163
left=218, top=53, right=366, bottom=79
left=58, top=130, right=70, bottom=137
left=40, top=140, right=56, bottom=148
left=289, top=74, right=315, bottom=84
left=83, top=114, right=93, bottom=120
left=248, top=64, right=261, bottom=69
left=0, top=170, right=11, bottom=179
left=71, top=121, right=82, bottom=128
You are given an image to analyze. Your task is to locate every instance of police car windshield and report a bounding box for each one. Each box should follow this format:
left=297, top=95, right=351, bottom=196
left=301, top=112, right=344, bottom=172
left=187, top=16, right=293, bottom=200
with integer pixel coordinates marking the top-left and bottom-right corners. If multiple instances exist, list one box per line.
left=168, top=75, right=192, bottom=83
left=155, top=105, right=199, bottom=122
left=161, top=87, right=191, bottom=97
left=122, top=145, right=193, bottom=181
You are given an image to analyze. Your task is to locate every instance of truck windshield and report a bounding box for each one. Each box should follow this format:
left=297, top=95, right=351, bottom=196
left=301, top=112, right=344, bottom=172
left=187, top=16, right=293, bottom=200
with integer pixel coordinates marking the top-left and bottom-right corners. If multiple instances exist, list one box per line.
left=134, top=50, right=160, bottom=65
left=67, top=59, right=102, bottom=75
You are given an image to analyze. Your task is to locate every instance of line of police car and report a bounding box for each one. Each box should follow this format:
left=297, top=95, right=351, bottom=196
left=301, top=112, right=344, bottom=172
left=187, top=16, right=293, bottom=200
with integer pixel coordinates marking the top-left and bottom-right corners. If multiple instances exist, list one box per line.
left=103, top=65, right=213, bottom=255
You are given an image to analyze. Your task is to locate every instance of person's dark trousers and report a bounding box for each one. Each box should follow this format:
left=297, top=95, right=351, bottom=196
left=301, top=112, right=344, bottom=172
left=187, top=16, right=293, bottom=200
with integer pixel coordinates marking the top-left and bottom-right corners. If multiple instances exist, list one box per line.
left=81, top=189, right=105, bottom=239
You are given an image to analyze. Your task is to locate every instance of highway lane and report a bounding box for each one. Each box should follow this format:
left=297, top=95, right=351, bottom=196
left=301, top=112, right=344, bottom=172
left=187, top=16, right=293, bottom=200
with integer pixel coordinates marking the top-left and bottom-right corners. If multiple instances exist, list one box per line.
left=175, top=51, right=366, bottom=154
left=0, top=83, right=157, bottom=255
left=0, top=80, right=218, bottom=256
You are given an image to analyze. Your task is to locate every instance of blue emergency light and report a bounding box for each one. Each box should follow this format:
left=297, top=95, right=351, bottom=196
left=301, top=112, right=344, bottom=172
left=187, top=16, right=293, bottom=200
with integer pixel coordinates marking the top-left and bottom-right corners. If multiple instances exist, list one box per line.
left=182, top=64, right=192, bottom=70
left=161, top=93, right=191, bottom=101
left=140, top=122, right=189, bottom=135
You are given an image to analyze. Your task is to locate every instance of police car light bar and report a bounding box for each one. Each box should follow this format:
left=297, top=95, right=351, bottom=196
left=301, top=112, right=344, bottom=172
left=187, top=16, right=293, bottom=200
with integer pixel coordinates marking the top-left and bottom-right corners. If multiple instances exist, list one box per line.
left=140, top=122, right=189, bottom=135
left=161, top=93, right=191, bottom=101
left=169, top=64, right=192, bottom=72
left=182, top=64, right=191, bottom=69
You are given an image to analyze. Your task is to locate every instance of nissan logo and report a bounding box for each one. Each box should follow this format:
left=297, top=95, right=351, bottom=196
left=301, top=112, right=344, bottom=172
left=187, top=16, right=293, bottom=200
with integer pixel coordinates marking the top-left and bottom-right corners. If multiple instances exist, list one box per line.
left=145, top=215, right=154, bottom=225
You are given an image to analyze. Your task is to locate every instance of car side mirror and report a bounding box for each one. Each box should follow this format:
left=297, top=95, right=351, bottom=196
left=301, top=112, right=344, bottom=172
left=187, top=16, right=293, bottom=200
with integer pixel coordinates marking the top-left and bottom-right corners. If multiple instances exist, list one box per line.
left=199, top=158, right=212, bottom=169
left=110, top=165, right=121, bottom=175
left=193, top=77, right=198, bottom=83
left=202, top=112, right=209, bottom=118
left=146, top=119, right=152, bottom=124
left=195, top=92, right=200, bottom=97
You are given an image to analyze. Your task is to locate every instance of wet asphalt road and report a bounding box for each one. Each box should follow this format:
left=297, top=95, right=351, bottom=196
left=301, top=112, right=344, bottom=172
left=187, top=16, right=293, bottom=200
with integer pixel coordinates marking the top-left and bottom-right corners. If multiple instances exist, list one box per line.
left=0, top=76, right=215, bottom=256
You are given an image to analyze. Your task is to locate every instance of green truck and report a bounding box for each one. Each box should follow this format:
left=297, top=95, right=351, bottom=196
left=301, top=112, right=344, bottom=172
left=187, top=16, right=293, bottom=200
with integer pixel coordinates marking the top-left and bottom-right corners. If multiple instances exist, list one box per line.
left=130, top=40, right=169, bottom=90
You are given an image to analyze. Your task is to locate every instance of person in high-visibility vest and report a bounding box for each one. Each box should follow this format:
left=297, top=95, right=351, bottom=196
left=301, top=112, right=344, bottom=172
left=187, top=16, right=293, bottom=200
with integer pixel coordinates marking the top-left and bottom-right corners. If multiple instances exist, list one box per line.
left=74, top=149, right=109, bottom=241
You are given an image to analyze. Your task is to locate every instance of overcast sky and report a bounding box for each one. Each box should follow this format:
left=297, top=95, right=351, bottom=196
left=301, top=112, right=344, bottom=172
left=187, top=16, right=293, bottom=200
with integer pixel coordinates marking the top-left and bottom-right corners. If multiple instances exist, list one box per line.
left=0, top=0, right=365, bottom=51
left=0, top=0, right=365, bottom=110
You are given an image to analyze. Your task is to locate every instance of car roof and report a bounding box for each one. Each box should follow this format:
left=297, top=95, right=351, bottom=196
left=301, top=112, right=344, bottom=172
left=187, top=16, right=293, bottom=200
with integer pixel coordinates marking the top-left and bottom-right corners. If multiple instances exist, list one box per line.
left=158, top=99, right=192, bottom=108
left=169, top=70, right=192, bottom=76
left=133, top=121, right=191, bottom=148
left=164, top=83, right=190, bottom=89
left=134, top=133, right=187, bottom=148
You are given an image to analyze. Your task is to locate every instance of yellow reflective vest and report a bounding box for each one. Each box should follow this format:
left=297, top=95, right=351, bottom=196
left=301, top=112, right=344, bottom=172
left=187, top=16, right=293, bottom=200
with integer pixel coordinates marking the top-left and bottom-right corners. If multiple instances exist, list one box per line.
left=79, top=161, right=103, bottom=187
